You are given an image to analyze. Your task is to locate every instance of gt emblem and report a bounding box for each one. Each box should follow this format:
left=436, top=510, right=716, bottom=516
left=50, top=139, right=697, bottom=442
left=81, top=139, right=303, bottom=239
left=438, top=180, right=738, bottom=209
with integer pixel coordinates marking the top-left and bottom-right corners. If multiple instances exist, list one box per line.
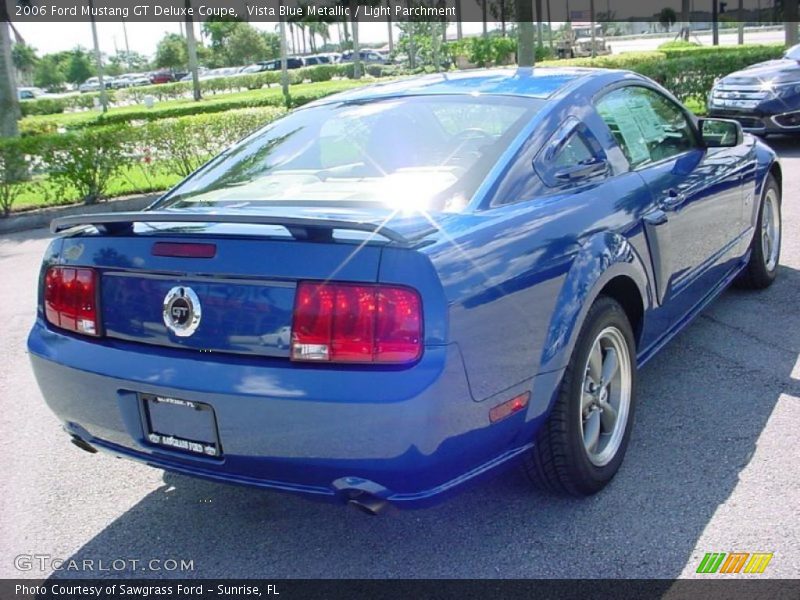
left=163, top=286, right=202, bottom=337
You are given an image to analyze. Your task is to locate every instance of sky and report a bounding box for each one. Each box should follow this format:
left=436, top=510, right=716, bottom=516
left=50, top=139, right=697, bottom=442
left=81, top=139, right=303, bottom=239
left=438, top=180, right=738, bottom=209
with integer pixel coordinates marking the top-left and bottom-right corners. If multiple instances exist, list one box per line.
left=12, top=21, right=494, bottom=59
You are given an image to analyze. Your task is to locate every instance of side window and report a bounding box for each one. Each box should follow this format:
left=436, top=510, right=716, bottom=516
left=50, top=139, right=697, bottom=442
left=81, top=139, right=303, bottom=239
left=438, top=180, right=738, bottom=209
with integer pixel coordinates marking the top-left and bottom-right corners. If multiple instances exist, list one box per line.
left=534, top=117, right=608, bottom=188
left=596, top=86, right=696, bottom=168
left=552, top=132, right=594, bottom=169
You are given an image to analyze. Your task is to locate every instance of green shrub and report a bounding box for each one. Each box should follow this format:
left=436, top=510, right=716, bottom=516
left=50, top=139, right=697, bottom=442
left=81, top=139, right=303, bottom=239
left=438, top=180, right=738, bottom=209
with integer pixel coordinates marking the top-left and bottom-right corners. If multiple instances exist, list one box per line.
left=19, top=91, right=117, bottom=117
left=0, top=138, right=29, bottom=216
left=658, top=40, right=701, bottom=50
left=35, top=125, right=133, bottom=204
left=300, top=64, right=338, bottom=83
left=658, top=42, right=784, bottom=59
left=448, top=37, right=518, bottom=67
left=133, top=107, right=287, bottom=177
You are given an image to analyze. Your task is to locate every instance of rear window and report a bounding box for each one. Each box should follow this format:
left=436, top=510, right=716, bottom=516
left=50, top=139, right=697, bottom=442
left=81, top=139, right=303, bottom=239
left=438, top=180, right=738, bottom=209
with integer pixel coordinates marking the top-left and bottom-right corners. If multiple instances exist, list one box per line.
left=161, top=95, right=541, bottom=213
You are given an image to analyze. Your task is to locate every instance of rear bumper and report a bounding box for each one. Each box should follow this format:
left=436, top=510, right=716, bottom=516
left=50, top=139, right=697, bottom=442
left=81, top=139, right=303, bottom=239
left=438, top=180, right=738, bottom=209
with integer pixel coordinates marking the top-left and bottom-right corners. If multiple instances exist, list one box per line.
left=28, top=321, right=552, bottom=508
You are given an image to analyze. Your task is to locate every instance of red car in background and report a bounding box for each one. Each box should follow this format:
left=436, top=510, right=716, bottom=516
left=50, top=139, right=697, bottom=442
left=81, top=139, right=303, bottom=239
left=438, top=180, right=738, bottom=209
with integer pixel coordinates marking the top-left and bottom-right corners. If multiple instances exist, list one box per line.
left=149, top=70, right=182, bottom=85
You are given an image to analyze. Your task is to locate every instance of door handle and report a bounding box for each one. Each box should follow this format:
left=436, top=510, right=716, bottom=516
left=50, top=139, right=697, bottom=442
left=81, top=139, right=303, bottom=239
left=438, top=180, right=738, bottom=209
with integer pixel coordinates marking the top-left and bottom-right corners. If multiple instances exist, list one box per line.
left=661, top=188, right=685, bottom=209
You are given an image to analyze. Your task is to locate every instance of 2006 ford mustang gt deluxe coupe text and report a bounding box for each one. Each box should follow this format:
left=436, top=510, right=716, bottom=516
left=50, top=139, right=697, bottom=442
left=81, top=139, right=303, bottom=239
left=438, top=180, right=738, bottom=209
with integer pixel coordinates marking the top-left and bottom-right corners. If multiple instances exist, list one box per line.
left=29, top=68, right=782, bottom=512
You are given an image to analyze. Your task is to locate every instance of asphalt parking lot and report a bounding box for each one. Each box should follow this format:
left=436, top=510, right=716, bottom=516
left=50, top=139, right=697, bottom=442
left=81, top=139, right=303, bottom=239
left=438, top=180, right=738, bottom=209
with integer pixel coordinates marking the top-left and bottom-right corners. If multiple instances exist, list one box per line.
left=1, top=139, right=799, bottom=580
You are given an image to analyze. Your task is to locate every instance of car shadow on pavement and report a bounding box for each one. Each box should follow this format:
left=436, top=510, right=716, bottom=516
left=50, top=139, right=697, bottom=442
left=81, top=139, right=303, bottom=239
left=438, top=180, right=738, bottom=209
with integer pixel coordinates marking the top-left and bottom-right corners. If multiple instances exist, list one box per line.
left=53, top=265, right=800, bottom=579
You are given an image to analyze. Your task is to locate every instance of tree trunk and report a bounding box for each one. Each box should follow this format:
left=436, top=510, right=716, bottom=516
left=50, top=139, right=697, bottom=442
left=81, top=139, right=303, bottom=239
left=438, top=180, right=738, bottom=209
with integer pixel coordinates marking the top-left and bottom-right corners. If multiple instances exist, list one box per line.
left=517, top=0, right=535, bottom=67
left=185, top=2, right=201, bottom=101
left=456, top=0, right=462, bottom=40
left=408, top=29, right=416, bottom=69
left=681, top=0, right=690, bottom=41
left=342, top=19, right=350, bottom=46
left=786, top=1, right=799, bottom=46
left=0, top=20, right=20, bottom=139
left=350, top=2, right=361, bottom=79
left=535, top=0, right=543, bottom=48
left=88, top=1, right=108, bottom=114
left=279, top=1, right=290, bottom=105
left=387, top=0, right=394, bottom=53
left=712, top=0, right=719, bottom=46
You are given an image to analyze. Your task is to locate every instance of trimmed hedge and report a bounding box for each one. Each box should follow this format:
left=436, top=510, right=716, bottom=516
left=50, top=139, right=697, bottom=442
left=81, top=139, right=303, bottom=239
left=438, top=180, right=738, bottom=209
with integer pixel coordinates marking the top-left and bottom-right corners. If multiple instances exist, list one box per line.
left=20, top=80, right=371, bottom=135
left=2, top=106, right=287, bottom=213
left=19, top=90, right=116, bottom=117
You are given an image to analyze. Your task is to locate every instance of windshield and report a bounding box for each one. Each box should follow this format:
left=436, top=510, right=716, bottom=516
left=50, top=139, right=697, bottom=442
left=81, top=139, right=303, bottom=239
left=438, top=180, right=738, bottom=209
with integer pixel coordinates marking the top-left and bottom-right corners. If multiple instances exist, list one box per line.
left=161, top=95, right=542, bottom=213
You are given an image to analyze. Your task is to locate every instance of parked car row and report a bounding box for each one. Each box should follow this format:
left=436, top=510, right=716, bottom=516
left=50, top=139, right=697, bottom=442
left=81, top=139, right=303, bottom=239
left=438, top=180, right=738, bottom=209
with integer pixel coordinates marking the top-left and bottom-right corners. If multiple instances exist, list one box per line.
left=76, top=70, right=189, bottom=93
left=69, top=50, right=396, bottom=94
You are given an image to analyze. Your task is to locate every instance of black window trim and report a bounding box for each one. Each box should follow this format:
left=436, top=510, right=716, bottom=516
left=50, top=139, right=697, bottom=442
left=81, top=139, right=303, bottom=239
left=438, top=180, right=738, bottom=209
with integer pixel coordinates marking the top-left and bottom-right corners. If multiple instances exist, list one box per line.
left=592, top=81, right=701, bottom=172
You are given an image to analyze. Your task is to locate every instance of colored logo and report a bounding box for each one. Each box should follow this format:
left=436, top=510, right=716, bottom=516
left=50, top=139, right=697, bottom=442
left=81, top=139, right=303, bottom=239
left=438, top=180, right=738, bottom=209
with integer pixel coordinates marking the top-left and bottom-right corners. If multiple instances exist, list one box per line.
left=696, top=552, right=773, bottom=574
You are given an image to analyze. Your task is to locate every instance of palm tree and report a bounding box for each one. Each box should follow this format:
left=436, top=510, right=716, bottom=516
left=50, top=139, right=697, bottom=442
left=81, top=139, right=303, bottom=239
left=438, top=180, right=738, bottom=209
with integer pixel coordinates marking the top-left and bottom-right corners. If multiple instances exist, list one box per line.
left=309, top=21, right=330, bottom=52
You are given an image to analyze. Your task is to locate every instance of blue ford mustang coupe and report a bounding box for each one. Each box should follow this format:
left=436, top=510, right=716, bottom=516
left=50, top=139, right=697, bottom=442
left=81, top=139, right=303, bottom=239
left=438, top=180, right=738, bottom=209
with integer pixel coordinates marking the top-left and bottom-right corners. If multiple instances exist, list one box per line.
left=28, top=68, right=781, bottom=513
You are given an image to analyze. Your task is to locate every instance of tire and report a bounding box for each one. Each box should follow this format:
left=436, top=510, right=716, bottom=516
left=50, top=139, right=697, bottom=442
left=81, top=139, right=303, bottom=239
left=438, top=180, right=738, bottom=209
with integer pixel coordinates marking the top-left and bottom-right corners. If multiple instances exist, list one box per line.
left=736, top=174, right=781, bottom=290
left=524, top=296, right=637, bottom=496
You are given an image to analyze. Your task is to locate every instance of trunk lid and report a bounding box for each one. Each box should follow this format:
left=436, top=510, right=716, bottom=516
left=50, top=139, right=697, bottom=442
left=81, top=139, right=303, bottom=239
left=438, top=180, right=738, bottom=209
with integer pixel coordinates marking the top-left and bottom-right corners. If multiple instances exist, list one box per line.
left=52, top=207, right=449, bottom=358
left=58, top=225, right=386, bottom=358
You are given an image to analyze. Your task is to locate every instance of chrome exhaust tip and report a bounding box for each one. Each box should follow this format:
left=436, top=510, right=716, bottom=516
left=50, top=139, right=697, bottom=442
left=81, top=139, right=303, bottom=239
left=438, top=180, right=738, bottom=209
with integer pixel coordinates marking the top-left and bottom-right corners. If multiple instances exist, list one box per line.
left=347, top=493, right=387, bottom=516
left=70, top=435, right=98, bottom=454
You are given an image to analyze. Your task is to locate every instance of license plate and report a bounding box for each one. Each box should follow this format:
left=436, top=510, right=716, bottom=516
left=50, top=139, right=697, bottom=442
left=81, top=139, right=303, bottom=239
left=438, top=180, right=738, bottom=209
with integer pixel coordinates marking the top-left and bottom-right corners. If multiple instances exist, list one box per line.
left=141, top=394, right=222, bottom=457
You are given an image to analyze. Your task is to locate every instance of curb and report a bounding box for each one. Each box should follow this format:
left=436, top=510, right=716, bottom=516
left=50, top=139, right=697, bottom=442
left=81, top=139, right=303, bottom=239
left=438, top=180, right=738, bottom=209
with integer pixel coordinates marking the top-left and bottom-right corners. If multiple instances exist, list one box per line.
left=0, top=192, right=164, bottom=236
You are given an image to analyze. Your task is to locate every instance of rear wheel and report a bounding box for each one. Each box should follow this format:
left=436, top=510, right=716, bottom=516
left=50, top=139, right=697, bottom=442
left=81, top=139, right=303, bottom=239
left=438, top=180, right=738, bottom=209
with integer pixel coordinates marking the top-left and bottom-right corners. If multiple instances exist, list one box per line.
left=524, top=296, right=637, bottom=496
left=737, top=175, right=781, bottom=290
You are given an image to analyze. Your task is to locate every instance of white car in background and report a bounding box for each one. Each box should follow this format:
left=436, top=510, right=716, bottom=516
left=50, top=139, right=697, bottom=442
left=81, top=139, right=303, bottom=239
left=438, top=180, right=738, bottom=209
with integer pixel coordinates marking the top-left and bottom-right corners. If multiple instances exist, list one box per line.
left=78, top=77, right=113, bottom=93
left=113, top=73, right=151, bottom=89
left=180, top=67, right=241, bottom=82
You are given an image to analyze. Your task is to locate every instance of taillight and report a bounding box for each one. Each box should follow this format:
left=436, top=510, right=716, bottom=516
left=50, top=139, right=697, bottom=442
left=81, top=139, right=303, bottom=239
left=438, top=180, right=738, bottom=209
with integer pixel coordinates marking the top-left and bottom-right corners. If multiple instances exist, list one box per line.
left=291, top=282, right=422, bottom=364
left=44, top=266, right=100, bottom=336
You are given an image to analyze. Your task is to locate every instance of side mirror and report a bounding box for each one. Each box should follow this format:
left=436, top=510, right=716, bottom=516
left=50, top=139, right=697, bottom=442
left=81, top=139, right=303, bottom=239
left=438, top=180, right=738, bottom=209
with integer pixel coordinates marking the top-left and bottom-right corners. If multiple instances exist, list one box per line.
left=699, top=118, right=743, bottom=148
left=553, top=157, right=609, bottom=183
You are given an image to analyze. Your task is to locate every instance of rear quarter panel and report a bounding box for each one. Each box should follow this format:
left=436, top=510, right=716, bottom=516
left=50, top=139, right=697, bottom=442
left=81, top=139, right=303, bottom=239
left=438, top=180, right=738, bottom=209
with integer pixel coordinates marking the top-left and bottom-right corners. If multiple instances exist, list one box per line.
left=421, top=172, right=654, bottom=406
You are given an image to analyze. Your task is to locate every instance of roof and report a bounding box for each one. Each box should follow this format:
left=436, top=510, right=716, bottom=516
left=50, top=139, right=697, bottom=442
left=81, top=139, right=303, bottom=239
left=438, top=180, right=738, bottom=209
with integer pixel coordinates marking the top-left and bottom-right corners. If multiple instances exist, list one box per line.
left=309, top=67, right=603, bottom=105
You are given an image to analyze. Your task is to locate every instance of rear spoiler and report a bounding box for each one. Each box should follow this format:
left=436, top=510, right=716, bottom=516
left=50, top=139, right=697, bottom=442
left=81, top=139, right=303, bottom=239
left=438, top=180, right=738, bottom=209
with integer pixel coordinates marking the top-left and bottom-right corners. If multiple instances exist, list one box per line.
left=50, top=211, right=411, bottom=245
